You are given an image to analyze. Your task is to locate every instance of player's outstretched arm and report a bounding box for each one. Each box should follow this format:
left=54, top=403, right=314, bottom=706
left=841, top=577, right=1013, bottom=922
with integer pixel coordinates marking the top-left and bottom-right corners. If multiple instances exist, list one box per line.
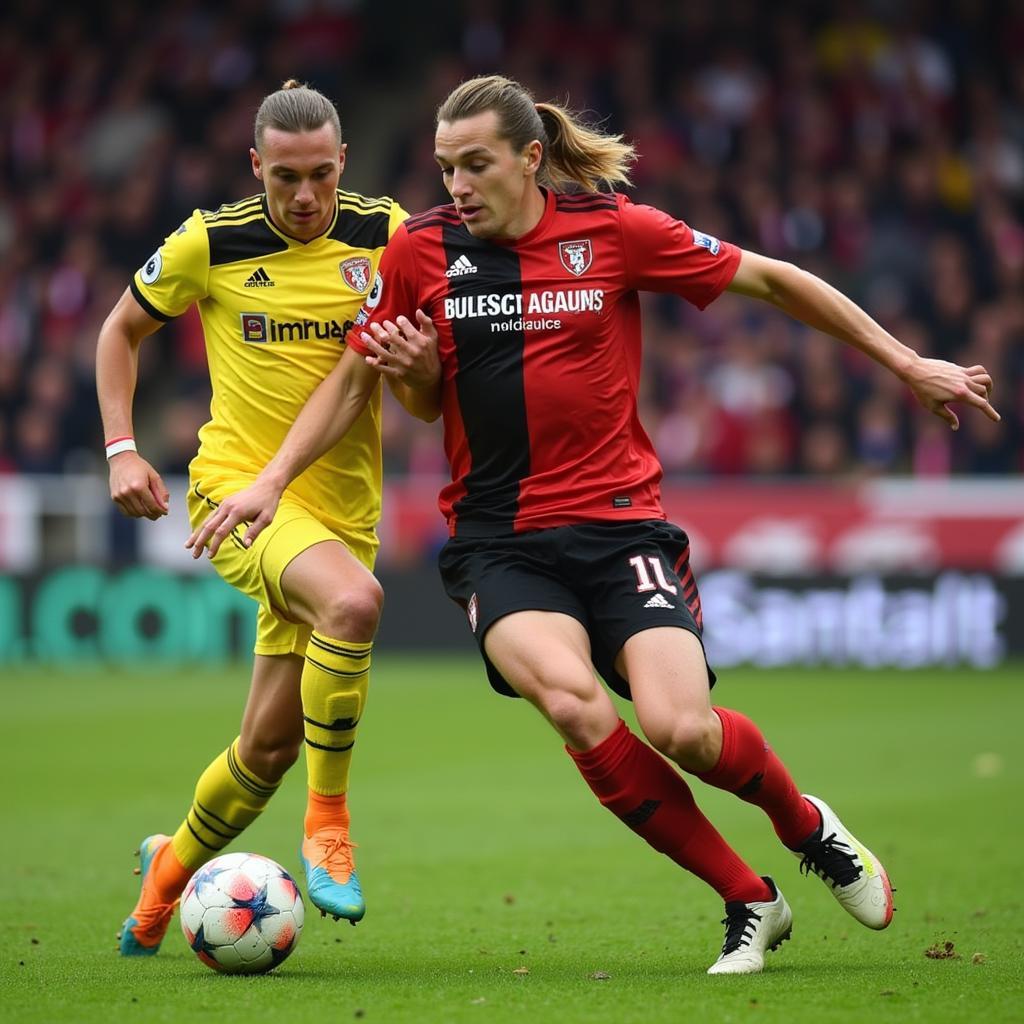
left=727, top=250, right=999, bottom=430
left=362, top=310, right=442, bottom=422
left=96, top=288, right=171, bottom=520
left=186, top=345, right=380, bottom=558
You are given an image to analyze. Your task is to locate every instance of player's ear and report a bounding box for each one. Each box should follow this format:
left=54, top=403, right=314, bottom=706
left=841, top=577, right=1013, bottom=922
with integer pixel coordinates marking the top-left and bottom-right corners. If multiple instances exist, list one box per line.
left=250, top=147, right=263, bottom=181
left=338, top=142, right=348, bottom=176
left=524, top=140, right=542, bottom=177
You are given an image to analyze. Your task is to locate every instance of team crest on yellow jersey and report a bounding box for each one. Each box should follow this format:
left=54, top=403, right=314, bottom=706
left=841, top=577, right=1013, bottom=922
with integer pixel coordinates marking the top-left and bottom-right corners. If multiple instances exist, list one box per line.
left=340, top=257, right=371, bottom=292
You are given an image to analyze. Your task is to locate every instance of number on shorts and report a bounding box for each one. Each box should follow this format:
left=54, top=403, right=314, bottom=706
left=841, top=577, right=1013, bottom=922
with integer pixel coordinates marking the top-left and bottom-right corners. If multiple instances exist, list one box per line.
left=627, top=555, right=678, bottom=595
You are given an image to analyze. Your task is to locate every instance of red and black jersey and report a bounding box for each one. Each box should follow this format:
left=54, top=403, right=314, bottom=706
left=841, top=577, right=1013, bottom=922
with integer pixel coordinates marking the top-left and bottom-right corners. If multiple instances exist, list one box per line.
left=346, top=189, right=741, bottom=537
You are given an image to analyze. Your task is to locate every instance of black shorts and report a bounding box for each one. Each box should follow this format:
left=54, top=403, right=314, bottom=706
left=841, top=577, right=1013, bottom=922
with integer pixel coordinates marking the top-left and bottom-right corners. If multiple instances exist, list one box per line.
left=437, top=519, right=715, bottom=700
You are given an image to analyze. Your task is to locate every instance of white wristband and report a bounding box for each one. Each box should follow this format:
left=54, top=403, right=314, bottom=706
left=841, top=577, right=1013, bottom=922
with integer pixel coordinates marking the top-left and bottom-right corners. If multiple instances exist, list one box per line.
left=105, top=437, right=138, bottom=459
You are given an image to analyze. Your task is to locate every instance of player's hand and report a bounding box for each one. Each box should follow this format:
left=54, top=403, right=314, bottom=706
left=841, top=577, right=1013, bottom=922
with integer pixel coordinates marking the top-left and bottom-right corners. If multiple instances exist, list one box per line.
left=185, top=477, right=283, bottom=559
left=107, top=451, right=169, bottom=521
left=904, top=357, right=999, bottom=430
left=360, top=309, right=440, bottom=390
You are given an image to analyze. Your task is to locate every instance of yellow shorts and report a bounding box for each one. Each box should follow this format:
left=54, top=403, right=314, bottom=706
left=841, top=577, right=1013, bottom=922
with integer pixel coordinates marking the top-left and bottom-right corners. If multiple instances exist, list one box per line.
left=187, top=479, right=379, bottom=657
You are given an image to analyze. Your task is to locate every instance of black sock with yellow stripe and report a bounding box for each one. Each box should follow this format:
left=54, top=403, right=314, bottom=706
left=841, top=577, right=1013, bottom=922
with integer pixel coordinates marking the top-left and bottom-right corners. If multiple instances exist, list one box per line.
left=301, top=632, right=372, bottom=797
left=170, top=738, right=279, bottom=871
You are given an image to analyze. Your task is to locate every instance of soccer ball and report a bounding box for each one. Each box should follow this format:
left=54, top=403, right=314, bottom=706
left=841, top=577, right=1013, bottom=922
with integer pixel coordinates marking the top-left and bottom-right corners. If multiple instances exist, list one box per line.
left=180, top=852, right=304, bottom=974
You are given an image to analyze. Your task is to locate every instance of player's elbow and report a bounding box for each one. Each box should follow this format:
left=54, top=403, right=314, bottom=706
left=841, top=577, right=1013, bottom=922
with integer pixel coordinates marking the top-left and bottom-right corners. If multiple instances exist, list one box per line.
left=753, top=259, right=804, bottom=308
left=774, top=260, right=829, bottom=313
left=731, top=251, right=795, bottom=305
left=97, top=310, right=133, bottom=355
left=99, top=288, right=155, bottom=352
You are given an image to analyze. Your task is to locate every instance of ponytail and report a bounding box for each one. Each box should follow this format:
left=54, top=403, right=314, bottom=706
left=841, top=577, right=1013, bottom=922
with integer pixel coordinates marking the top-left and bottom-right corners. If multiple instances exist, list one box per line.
left=437, top=75, right=635, bottom=193
left=535, top=101, right=634, bottom=192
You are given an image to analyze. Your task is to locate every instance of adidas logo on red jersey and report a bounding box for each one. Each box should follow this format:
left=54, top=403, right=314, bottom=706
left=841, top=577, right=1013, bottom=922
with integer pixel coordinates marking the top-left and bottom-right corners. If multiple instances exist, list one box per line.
left=445, top=254, right=478, bottom=278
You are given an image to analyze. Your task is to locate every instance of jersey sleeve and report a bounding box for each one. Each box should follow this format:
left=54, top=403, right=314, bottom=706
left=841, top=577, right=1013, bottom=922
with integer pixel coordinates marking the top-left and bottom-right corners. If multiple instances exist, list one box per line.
left=618, top=196, right=741, bottom=310
left=345, top=224, right=421, bottom=355
left=130, top=209, right=210, bottom=321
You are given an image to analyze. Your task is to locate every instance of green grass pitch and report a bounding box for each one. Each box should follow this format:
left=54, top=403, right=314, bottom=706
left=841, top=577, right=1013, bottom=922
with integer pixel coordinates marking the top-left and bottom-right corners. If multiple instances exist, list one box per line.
left=2, top=657, right=1022, bottom=1023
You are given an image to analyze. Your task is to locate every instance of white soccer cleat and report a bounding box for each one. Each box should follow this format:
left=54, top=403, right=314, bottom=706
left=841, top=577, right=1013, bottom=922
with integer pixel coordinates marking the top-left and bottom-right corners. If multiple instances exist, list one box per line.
left=707, top=876, right=792, bottom=975
left=792, top=795, right=893, bottom=930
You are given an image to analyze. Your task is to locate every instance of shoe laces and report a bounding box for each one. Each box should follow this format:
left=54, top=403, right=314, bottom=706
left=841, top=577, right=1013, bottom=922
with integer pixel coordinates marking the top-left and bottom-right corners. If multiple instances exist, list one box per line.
left=719, top=902, right=761, bottom=954
left=130, top=897, right=178, bottom=941
left=798, top=830, right=861, bottom=888
left=309, top=829, right=357, bottom=878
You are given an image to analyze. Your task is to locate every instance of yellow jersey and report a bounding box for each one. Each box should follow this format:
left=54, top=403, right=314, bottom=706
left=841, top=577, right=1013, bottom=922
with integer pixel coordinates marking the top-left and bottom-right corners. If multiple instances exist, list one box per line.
left=131, top=190, right=407, bottom=534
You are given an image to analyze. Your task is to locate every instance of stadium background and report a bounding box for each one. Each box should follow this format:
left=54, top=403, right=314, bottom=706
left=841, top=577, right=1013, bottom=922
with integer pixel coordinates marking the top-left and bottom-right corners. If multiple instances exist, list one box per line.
left=3, top=5, right=1023, bottom=1021
left=0, top=0, right=1022, bottom=666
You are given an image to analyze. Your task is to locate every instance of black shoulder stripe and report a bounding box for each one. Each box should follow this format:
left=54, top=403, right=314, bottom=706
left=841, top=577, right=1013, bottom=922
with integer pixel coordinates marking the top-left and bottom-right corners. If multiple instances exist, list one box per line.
left=338, top=190, right=393, bottom=210
left=208, top=219, right=289, bottom=266
left=204, top=196, right=263, bottom=221
left=339, top=200, right=391, bottom=215
left=406, top=205, right=458, bottom=227
left=129, top=279, right=173, bottom=321
left=556, top=200, right=617, bottom=208
left=556, top=195, right=617, bottom=210
left=337, top=189, right=383, bottom=203
left=338, top=202, right=392, bottom=220
left=338, top=195, right=391, bottom=213
left=218, top=195, right=263, bottom=211
left=329, top=207, right=391, bottom=249
left=556, top=203, right=619, bottom=214
left=556, top=190, right=617, bottom=202
left=407, top=216, right=460, bottom=235
left=406, top=210, right=460, bottom=226
left=406, top=208, right=460, bottom=235
left=205, top=205, right=263, bottom=221
left=204, top=214, right=266, bottom=231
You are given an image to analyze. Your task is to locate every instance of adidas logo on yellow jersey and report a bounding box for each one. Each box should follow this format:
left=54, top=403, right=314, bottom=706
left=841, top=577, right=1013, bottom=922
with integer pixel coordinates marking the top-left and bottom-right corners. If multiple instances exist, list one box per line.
left=244, top=267, right=275, bottom=288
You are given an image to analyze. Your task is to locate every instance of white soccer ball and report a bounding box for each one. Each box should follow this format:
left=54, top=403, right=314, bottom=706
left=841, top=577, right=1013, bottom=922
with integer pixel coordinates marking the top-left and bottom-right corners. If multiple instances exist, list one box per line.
left=180, top=852, right=304, bottom=974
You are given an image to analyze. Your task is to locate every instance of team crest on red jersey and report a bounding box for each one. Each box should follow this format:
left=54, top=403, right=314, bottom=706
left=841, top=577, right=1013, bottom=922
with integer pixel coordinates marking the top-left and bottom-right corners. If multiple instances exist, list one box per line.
left=340, top=257, right=372, bottom=293
left=558, top=239, right=593, bottom=277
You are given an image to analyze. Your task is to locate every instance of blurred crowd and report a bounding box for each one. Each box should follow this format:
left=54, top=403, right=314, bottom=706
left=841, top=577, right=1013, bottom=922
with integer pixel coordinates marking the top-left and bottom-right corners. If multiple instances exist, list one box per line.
left=1, top=0, right=1021, bottom=480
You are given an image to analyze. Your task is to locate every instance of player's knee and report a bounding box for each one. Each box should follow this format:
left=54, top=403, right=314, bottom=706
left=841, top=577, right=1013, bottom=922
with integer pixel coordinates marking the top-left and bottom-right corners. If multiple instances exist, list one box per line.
left=535, top=686, right=605, bottom=746
left=239, top=734, right=301, bottom=784
left=317, top=578, right=384, bottom=640
left=644, top=711, right=719, bottom=771
left=538, top=690, right=585, bottom=734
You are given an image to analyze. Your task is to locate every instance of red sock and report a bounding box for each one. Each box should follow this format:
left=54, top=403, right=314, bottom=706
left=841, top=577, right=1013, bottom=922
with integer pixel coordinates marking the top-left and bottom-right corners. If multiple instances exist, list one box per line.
left=567, top=720, right=771, bottom=903
left=696, top=707, right=820, bottom=849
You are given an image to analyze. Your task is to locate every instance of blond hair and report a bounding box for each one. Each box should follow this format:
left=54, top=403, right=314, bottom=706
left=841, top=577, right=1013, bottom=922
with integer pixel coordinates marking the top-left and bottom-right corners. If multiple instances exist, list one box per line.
left=254, top=80, right=341, bottom=150
left=436, top=75, right=635, bottom=192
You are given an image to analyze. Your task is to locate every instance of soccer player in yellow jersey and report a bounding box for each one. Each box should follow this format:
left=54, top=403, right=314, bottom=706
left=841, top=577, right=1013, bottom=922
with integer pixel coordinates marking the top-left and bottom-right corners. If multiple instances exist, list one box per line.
left=96, top=81, right=441, bottom=956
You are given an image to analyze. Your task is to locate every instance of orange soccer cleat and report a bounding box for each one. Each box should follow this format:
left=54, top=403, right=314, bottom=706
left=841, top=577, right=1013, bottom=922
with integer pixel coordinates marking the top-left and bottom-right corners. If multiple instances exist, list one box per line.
left=299, top=826, right=365, bottom=923
left=118, top=835, right=182, bottom=956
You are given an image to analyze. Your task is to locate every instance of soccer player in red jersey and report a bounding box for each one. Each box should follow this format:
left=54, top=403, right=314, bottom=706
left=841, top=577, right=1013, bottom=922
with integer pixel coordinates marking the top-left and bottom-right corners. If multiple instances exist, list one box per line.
left=190, top=75, right=1000, bottom=974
